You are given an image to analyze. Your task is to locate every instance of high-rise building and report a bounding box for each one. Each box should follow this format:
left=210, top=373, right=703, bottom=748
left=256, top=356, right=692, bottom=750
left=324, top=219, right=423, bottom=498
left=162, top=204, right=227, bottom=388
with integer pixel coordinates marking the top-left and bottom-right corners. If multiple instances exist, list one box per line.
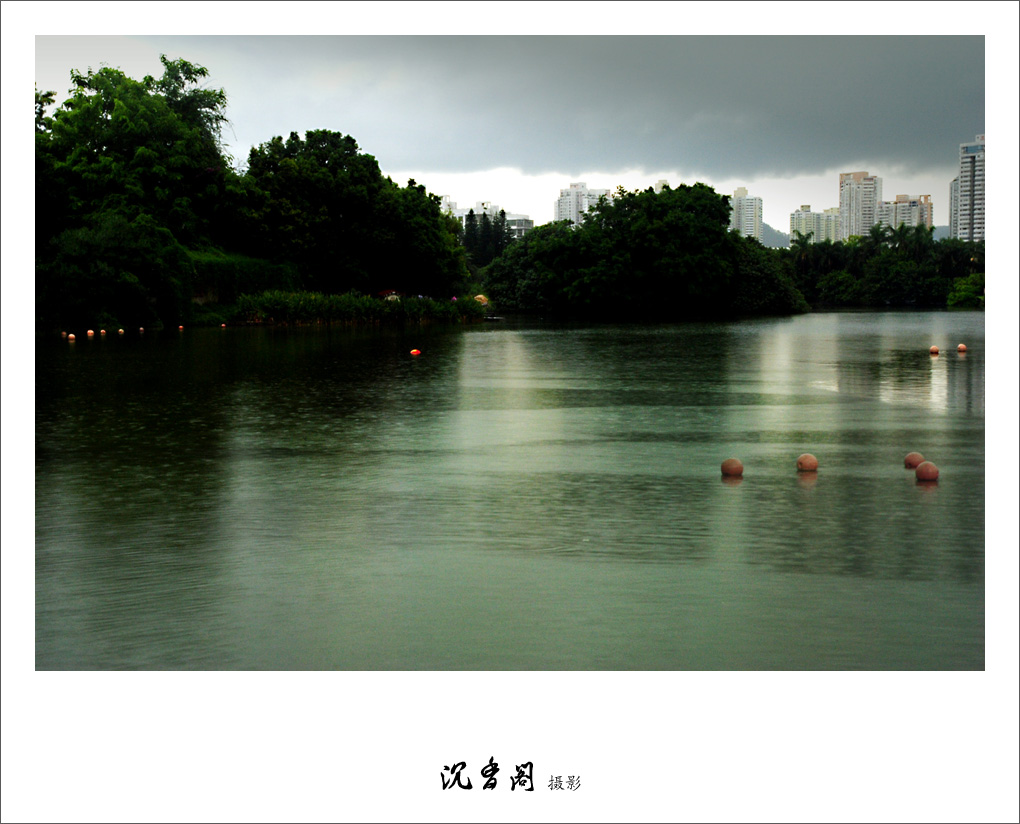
left=876, top=195, right=933, bottom=231
left=789, top=205, right=840, bottom=244
left=838, top=171, right=883, bottom=240
left=729, top=187, right=763, bottom=242
left=554, top=182, right=611, bottom=226
left=954, top=134, right=985, bottom=241
left=948, top=178, right=960, bottom=239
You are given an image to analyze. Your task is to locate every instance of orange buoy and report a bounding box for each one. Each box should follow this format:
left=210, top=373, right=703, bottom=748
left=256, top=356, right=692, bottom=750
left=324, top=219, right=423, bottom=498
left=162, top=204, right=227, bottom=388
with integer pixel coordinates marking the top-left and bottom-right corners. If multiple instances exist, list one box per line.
left=410, top=349, right=421, bottom=356
left=721, top=458, right=743, bottom=477
left=796, top=453, right=818, bottom=472
left=87, top=329, right=95, bottom=337
left=178, top=325, right=184, bottom=330
left=139, top=327, right=145, bottom=333
left=100, top=329, right=106, bottom=336
left=957, top=343, right=967, bottom=352
left=915, top=461, right=939, bottom=481
left=904, top=452, right=925, bottom=468
left=61, top=332, right=67, bottom=339
left=68, top=334, right=76, bottom=341
left=221, top=323, right=226, bottom=328
left=118, top=328, right=125, bottom=335
left=929, top=345, right=939, bottom=355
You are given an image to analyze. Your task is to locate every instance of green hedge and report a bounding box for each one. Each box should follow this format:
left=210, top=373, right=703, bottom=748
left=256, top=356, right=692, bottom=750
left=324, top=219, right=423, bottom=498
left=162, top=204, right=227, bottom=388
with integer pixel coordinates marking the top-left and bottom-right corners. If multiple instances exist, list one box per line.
left=235, top=290, right=488, bottom=324
left=189, top=250, right=301, bottom=305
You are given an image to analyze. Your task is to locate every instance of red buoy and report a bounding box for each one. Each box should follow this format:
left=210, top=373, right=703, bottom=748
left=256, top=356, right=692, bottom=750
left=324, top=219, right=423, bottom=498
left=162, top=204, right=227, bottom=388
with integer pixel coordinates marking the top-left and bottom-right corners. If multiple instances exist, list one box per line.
left=410, top=349, right=421, bottom=356
left=957, top=343, right=967, bottom=352
left=929, top=345, right=939, bottom=355
left=796, top=453, right=818, bottom=472
left=904, top=452, right=925, bottom=468
left=915, top=461, right=939, bottom=481
left=721, top=458, right=743, bottom=477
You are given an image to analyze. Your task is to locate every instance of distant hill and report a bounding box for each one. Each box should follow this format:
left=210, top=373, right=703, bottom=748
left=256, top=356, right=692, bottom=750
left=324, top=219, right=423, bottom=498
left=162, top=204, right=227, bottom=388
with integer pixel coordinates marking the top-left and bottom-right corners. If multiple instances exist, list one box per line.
left=760, top=222, right=790, bottom=248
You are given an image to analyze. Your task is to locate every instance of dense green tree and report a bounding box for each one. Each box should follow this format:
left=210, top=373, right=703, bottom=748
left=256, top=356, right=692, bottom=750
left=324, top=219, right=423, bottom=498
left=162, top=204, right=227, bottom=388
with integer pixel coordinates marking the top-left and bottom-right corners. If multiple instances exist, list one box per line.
left=484, top=183, right=788, bottom=319
left=242, top=131, right=467, bottom=296
left=463, top=209, right=479, bottom=267
left=779, top=222, right=982, bottom=310
left=35, top=87, right=55, bottom=132
left=35, top=57, right=234, bottom=329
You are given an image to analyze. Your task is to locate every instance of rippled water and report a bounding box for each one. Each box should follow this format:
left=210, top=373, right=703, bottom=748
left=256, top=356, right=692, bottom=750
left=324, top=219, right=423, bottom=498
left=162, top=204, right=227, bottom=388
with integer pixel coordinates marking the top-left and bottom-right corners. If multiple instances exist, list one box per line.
left=35, top=311, right=985, bottom=669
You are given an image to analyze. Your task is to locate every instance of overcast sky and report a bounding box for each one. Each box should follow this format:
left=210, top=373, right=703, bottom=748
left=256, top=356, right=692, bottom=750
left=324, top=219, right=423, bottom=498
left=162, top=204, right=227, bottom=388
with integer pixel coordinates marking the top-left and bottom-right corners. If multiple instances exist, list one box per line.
left=28, top=22, right=1005, bottom=229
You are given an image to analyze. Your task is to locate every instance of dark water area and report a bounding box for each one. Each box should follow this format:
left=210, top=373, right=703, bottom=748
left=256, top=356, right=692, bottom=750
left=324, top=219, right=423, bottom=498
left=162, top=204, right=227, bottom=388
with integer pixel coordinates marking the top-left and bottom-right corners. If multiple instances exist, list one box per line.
left=35, top=311, right=985, bottom=669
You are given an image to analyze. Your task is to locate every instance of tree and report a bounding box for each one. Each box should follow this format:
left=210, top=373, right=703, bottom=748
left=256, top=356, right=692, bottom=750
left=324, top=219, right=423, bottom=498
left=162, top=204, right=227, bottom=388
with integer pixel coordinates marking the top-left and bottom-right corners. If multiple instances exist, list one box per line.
left=35, top=86, right=55, bottom=132
left=478, top=211, right=495, bottom=267
left=145, top=55, right=228, bottom=153
left=463, top=209, right=479, bottom=269
left=484, top=183, right=766, bottom=320
left=36, top=58, right=234, bottom=329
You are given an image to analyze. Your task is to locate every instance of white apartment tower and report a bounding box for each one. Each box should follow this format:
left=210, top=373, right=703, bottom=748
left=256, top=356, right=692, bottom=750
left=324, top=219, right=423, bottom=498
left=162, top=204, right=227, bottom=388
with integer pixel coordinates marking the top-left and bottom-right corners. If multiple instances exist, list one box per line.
left=838, top=171, right=883, bottom=240
left=554, top=182, right=611, bottom=226
left=876, top=195, right=934, bottom=231
left=789, top=205, right=840, bottom=244
left=949, top=178, right=960, bottom=239
left=954, top=134, right=985, bottom=241
left=729, top=187, right=763, bottom=242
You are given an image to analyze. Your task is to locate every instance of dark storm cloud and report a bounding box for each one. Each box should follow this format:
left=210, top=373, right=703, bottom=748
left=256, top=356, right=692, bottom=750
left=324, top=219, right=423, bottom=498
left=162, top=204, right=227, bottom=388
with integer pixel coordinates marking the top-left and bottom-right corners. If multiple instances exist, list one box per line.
left=136, top=35, right=983, bottom=178
left=43, top=34, right=982, bottom=182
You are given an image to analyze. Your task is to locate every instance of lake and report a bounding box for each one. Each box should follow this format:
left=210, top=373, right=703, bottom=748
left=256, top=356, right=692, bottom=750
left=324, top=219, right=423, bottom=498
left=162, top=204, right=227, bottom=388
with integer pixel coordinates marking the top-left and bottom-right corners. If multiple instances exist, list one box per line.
left=35, top=310, right=985, bottom=670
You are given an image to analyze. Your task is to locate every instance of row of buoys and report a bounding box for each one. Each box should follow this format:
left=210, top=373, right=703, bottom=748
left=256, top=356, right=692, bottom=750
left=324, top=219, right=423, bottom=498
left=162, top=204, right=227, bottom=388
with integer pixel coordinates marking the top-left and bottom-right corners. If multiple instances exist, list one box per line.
left=62, top=325, right=200, bottom=341
left=721, top=452, right=939, bottom=482
left=930, top=343, right=968, bottom=355
left=64, top=328, right=134, bottom=339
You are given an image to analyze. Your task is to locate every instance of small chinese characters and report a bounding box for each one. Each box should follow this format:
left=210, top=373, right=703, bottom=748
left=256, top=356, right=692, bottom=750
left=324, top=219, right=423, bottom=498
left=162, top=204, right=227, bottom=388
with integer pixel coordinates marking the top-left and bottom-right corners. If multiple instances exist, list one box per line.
left=549, top=775, right=581, bottom=791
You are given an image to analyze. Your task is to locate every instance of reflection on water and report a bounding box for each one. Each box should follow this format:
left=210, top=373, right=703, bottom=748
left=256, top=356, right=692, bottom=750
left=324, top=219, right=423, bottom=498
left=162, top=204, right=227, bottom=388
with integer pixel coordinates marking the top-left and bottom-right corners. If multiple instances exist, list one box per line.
left=36, top=311, right=984, bottom=670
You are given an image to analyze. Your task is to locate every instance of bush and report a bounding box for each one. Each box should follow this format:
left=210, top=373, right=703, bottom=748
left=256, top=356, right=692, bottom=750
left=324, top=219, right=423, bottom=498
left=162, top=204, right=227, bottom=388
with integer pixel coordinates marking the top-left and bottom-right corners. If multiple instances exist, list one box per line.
left=947, top=272, right=984, bottom=310
left=235, top=290, right=486, bottom=325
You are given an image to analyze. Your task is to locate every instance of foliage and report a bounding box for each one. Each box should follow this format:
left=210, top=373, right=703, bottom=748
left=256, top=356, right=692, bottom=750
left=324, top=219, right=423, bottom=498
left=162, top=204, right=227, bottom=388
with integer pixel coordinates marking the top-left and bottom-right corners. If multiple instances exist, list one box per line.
left=35, top=58, right=470, bottom=333
left=235, top=290, right=486, bottom=325
left=240, top=132, right=468, bottom=297
left=484, top=184, right=802, bottom=320
left=37, top=211, right=196, bottom=331
left=781, top=223, right=982, bottom=309
left=947, top=272, right=985, bottom=310
left=188, top=249, right=301, bottom=305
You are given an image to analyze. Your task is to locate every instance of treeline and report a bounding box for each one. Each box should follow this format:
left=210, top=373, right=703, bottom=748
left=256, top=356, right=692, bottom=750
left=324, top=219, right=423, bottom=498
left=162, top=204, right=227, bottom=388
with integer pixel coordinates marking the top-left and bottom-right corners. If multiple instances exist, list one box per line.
left=35, top=57, right=476, bottom=333
left=483, top=184, right=809, bottom=320
left=788, top=225, right=984, bottom=310
left=36, top=56, right=985, bottom=333
left=461, top=209, right=514, bottom=270
left=481, top=185, right=984, bottom=319
left=236, top=290, right=487, bottom=325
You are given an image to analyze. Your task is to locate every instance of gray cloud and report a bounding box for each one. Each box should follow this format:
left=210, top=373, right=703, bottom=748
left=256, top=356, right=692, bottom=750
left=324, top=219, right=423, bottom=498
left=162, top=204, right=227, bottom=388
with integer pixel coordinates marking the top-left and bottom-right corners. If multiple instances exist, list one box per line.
left=83, top=35, right=981, bottom=180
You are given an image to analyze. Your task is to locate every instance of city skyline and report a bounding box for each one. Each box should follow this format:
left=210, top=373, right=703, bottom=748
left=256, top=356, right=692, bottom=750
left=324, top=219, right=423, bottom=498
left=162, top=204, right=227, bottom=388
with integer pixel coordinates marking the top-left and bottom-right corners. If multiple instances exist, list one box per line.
left=29, top=29, right=995, bottom=229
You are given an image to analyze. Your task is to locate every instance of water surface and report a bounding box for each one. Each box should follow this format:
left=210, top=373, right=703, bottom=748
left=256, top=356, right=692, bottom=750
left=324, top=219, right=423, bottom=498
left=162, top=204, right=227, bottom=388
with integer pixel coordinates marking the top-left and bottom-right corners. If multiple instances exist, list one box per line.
left=35, top=311, right=985, bottom=669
